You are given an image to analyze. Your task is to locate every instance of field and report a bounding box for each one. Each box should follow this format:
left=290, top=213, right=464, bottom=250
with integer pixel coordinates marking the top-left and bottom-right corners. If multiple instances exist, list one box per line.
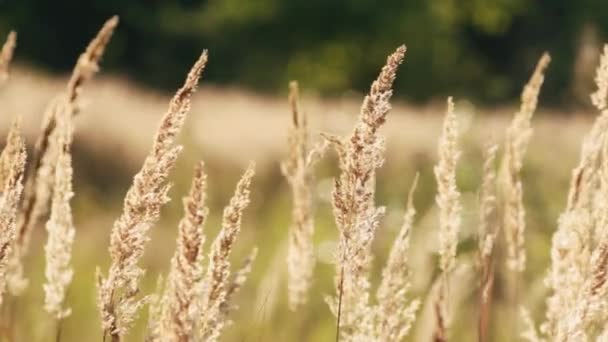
left=0, top=21, right=606, bottom=342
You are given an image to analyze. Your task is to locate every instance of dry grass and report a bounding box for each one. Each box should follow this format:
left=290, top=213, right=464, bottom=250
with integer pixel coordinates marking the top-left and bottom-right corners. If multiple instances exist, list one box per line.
left=197, top=162, right=255, bottom=341
left=432, top=97, right=462, bottom=342
left=0, top=31, right=16, bottom=84
left=535, top=44, right=608, bottom=342
left=96, top=51, right=207, bottom=341
left=477, top=143, right=498, bottom=342
left=502, top=53, right=551, bottom=274
left=43, top=104, right=76, bottom=323
left=2, top=19, right=608, bottom=342
left=324, top=45, right=407, bottom=341
left=158, top=162, right=209, bottom=341
left=154, top=161, right=256, bottom=342
left=281, top=81, right=326, bottom=311
left=10, top=16, right=119, bottom=297
left=0, top=119, right=26, bottom=306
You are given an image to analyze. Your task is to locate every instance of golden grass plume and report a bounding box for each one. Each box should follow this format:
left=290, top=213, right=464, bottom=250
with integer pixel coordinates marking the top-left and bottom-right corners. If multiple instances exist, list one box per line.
left=96, top=51, right=207, bottom=340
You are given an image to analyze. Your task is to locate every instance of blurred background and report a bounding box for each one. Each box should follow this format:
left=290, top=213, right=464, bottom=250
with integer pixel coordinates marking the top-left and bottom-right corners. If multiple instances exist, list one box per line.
left=0, top=1, right=606, bottom=341
left=1, top=0, right=608, bottom=105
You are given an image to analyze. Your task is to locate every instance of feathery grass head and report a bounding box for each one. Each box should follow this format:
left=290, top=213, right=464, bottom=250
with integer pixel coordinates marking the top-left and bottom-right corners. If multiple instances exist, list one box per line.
left=0, top=119, right=26, bottom=306
left=97, top=52, right=207, bottom=339
left=521, top=307, right=545, bottom=342
left=11, top=17, right=120, bottom=297
left=224, top=247, right=258, bottom=309
left=0, top=117, right=24, bottom=188
left=507, top=53, right=551, bottom=170
left=435, top=96, right=461, bottom=273
left=477, top=143, right=498, bottom=342
left=200, top=162, right=255, bottom=341
left=541, top=50, right=608, bottom=341
left=282, top=80, right=325, bottom=310
left=375, top=174, right=421, bottom=341
left=211, top=246, right=258, bottom=336
left=541, top=136, right=608, bottom=340
left=503, top=53, right=550, bottom=272
left=565, top=46, right=608, bottom=211
left=160, top=162, right=209, bottom=341
left=326, top=45, right=406, bottom=341
left=43, top=106, right=76, bottom=320
left=432, top=97, right=461, bottom=342
left=592, top=45, right=608, bottom=112
left=519, top=53, right=551, bottom=127
left=360, top=45, right=407, bottom=128
left=146, top=276, right=165, bottom=341
left=0, top=31, right=16, bottom=83
left=154, top=162, right=256, bottom=342
left=479, top=143, right=498, bottom=262
left=20, top=15, right=119, bottom=244
left=0, top=120, right=26, bottom=223
left=67, top=15, right=119, bottom=104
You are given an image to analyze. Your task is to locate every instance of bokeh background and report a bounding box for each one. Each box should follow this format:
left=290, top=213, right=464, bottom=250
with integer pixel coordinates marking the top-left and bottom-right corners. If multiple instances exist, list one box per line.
left=0, top=1, right=607, bottom=341
left=3, top=0, right=608, bottom=104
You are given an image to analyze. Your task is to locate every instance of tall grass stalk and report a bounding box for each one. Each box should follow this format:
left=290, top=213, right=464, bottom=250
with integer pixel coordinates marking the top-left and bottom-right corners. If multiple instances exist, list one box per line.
left=432, top=97, right=461, bottom=342
left=0, top=31, right=16, bottom=84
left=96, top=52, right=207, bottom=341
left=282, top=81, right=326, bottom=311
left=10, top=16, right=119, bottom=296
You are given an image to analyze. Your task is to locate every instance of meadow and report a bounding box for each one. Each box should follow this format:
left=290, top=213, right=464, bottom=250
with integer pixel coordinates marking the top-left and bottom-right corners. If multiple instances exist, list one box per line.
left=0, top=17, right=605, bottom=342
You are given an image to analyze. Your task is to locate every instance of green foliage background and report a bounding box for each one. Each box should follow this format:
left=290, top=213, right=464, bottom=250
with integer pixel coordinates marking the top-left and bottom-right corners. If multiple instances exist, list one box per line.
left=1, top=0, right=608, bottom=103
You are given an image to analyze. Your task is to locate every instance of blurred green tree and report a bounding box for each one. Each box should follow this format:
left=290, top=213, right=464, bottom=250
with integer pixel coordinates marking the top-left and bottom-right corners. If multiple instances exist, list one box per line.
left=0, top=0, right=607, bottom=104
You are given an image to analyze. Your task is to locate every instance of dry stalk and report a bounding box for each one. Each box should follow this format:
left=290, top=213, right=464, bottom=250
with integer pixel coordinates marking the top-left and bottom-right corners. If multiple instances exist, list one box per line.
left=281, top=80, right=326, bottom=310
left=477, top=143, right=498, bottom=342
left=432, top=97, right=461, bottom=342
left=160, top=162, right=209, bottom=342
left=324, top=45, right=407, bottom=341
left=374, top=174, right=421, bottom=341
left=539, top=46, right=608, bottom=341
left=0, top=31, right=16, bottom=84
left=199, top=163, right=255, bottom=342
left=502, top=53, right=551, bottom=273
left=0, top=119, right=26, bottom=305
left=43, top=106, right=76, bottom=322
left=9, top=16, right=119, bottom=296
left=96, top=52, right=207, bottom=341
